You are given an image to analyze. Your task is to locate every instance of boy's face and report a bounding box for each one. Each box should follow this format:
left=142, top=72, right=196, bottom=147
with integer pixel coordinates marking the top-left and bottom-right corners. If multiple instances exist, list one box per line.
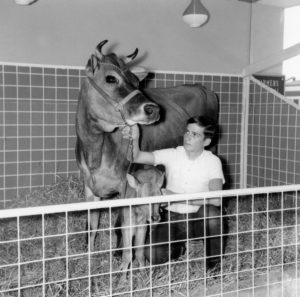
left=183, top=123, right=211, bottom=153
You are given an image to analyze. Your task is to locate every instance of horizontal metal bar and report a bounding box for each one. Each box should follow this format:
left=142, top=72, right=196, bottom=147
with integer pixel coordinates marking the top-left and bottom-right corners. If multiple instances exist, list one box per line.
left=0, top=184, right=299, bottom=219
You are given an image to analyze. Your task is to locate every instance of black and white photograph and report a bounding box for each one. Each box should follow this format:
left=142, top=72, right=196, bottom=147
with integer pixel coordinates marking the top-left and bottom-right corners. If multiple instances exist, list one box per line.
left=1, top=0, right=300, bottom=296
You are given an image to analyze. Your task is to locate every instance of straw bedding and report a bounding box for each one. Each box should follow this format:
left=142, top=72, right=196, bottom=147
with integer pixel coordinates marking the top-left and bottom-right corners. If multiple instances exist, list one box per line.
left=1, top=176, right=298, bottom=296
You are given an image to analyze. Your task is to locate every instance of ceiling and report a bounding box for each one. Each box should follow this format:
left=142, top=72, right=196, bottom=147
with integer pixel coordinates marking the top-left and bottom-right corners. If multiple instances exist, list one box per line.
left=239, top=0, right=300, bottom=8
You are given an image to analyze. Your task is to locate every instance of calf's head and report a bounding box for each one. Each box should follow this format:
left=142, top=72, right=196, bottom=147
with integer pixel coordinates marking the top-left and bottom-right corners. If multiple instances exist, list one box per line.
left=127, top=167, right=165, bottom=222
left=126, top=168, right=165, bottom=198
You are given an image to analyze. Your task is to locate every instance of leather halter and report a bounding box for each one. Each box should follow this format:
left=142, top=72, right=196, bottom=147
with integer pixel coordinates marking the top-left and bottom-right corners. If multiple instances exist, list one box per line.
left=87, top=62, right=142, bottom=125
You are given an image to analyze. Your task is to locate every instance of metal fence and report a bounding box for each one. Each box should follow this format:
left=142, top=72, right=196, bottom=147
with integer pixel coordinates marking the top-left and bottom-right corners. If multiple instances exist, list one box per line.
left=1, top=184, right=299, bottom=297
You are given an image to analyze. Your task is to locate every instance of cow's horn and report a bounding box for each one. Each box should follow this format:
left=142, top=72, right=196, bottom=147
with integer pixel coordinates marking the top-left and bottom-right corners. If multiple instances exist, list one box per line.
left=124, top=48, right=139, bottom=64
left=95, top=40, right=108, bottom=58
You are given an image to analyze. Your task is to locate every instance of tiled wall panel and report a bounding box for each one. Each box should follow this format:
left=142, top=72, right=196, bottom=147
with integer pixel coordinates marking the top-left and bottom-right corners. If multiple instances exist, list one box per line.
left=0, top=65, right=84, bottom=208
left=0, top=64, right=243, bottom=208
left=247, top=78, right=300, bottom=187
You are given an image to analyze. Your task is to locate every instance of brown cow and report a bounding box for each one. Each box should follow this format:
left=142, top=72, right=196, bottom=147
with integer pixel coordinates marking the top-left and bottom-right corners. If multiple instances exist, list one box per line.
left=76, top=40, right=160, bottom=250
left=75, top=40, right=219, bottom=272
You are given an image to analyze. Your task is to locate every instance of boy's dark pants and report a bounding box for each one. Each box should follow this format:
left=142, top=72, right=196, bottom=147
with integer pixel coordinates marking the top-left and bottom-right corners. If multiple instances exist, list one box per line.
left=145, top=205, right=223, bottom=266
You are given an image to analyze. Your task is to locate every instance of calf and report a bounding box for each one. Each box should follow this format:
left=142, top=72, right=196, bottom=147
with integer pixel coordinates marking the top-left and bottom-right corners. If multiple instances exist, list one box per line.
left=119, top=166, right=165, bottom=271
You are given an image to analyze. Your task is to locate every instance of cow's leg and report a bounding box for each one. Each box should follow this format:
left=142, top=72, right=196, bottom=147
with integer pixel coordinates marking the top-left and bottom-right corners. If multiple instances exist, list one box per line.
left=151, top=203, right=161, bottom=223
left=120, top=206, right=135, bottom=273
left=134, top=224, right=147, bottom=268
left=134, top=206, right=149, bottom=267
left=85, top=186, right=100, bottom=251
left=133, top=221, right=148, bottom=290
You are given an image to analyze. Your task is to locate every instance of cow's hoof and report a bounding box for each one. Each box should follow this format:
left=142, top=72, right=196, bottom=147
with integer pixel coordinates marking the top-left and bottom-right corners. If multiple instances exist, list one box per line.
left=119, top=262, right=130, bottom=273
left=118, top=272, right=128, bottom=285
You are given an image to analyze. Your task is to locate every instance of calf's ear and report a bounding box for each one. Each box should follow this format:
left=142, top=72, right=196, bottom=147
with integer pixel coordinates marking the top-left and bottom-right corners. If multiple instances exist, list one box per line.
left=126, top=173, right=139, bottom=189
left=157, top=172, right=165, bottom=187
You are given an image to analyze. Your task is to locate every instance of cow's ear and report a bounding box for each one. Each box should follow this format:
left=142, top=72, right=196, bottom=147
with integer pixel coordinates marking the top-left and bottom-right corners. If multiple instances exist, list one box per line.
left=126, top=173, right=139, bottom=189
left=130, top=66, right=148, bottom=82
left=86, top=55, right=99, bottom=77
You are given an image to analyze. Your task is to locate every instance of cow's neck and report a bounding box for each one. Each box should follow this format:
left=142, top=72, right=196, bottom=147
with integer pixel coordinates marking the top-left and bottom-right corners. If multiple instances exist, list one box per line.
left=94, top=130, right=131, bottom=197
left=78, top=95, right=129, bottom=163
left=102, top=130, right=130, bottom=165
left=79, top=127, right=131, bottom=197
left=78, top=84, right=123, bottom=134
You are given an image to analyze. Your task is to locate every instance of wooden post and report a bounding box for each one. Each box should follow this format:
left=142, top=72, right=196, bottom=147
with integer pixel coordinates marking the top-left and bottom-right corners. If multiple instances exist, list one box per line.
left=242, top=43, right=300, bottom=77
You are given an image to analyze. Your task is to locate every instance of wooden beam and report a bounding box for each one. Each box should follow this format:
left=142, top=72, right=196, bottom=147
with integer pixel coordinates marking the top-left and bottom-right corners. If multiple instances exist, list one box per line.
left=242, top=43, right=300, bottom=77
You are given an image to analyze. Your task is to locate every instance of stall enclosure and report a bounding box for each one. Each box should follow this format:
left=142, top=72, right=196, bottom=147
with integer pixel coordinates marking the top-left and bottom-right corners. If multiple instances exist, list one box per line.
left=2, top=64, right=300, bottom=207
left=1, top=63, right=300, bottom=296
left=247, top=77, right=300, bottom=187
left=0, top=64, right=244, bottom=208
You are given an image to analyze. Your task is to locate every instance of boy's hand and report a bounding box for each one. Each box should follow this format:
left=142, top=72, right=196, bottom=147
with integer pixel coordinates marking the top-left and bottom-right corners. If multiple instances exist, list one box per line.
left=122, top=124, right=140, bottom=140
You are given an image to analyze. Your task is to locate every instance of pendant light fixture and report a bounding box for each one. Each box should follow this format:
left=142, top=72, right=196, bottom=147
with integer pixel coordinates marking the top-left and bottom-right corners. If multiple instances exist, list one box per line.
left=182, top=0, right=210, bottom=28
left=15, top=0, right=38, bottom=4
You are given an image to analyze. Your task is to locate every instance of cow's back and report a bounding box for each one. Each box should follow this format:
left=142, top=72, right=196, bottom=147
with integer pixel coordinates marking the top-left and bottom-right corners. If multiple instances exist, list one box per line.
left=140, top=84, right=219, bottom=151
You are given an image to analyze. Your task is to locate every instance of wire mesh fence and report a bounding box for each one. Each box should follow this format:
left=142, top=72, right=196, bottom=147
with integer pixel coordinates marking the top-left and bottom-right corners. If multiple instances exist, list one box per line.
left=0, top=184, right=300, bottom=297
left=247, top=77, right=300, bottom=188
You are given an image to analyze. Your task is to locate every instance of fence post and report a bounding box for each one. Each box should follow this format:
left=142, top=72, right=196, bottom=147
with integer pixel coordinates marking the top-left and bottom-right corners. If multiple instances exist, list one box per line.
left=240, top=76, right=250, bottom=188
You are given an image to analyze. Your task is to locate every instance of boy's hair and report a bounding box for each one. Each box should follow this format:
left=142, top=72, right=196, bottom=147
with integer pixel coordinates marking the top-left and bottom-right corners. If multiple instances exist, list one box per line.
left=187, top=116, right=217, bottom=139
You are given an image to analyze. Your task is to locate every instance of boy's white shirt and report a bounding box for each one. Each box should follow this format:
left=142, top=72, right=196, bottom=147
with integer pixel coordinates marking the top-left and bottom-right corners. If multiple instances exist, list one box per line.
left=154, top=146, right=225, bottom=213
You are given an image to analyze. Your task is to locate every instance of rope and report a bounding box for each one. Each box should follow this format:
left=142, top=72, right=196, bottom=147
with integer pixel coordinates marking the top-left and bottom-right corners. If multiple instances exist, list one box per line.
left=121, top=126, right=134, bottom=199
left=126, top=127, right=134, bottom=163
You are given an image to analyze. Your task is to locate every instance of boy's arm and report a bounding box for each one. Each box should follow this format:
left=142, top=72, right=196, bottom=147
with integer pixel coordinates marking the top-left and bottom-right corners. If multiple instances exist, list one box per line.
left=189, top=178, right=223, bottom=207
left=208, top=178, right=223, bottom=191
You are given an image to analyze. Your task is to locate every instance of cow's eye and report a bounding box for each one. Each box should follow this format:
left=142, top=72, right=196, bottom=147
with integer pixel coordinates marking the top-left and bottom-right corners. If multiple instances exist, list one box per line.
left=106, top=75, right=118, bottom=84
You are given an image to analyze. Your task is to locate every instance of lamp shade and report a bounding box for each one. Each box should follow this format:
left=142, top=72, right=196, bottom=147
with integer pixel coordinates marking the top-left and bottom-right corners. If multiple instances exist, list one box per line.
left=15, top=0, right=38, bottom=5
left=182, top=0, right=209, bottom=28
